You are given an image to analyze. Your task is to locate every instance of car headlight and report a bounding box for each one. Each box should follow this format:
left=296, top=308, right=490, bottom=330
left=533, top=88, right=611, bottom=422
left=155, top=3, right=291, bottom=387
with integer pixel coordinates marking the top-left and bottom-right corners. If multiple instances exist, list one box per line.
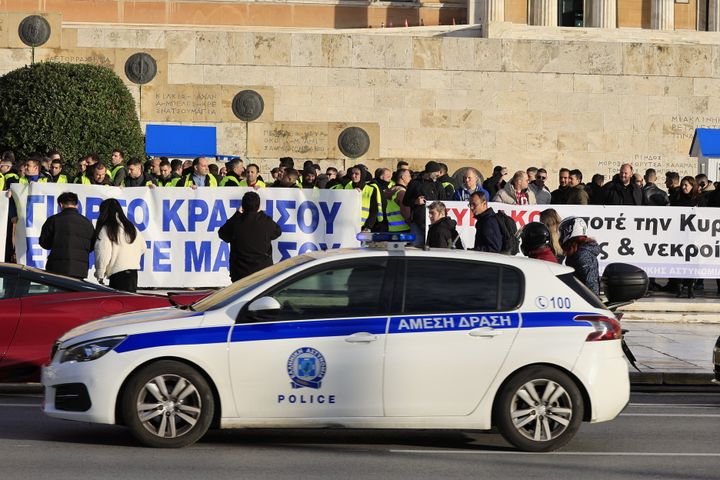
left=60, top=336, right=127, bottom=363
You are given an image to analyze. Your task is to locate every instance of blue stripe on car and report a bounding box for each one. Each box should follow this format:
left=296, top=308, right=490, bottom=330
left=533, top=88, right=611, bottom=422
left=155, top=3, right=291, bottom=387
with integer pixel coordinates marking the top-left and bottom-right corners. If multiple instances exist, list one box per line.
left=112, top=311, right=597, bottom=353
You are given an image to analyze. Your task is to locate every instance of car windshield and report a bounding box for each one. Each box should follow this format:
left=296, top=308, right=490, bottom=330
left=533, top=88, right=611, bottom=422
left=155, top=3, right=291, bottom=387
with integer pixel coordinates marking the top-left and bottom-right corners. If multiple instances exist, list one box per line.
left=190, top=255, right=316, bottom=312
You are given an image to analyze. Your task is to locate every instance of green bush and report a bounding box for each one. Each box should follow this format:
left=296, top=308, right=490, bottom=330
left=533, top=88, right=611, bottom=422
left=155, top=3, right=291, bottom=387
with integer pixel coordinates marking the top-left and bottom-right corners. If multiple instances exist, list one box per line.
left=0, top=62, right=144, bottom=171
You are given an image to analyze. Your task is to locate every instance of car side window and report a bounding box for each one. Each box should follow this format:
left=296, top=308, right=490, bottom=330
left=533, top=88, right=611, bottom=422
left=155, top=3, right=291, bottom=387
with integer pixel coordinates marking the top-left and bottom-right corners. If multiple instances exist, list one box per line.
left=19, top=280, right=69, bottom=297
left=402, top=260, right=522, bottom=314
left=250, top=259, right=388, bottom=322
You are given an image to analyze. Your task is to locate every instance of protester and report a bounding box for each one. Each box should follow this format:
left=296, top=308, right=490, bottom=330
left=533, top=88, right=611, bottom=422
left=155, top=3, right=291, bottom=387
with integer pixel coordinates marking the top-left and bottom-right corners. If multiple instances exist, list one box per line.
left=528, top=168, right=552, bottom=204
left=642, top=168, right=669, bottom=206
left=403, top=161, right=446, bottom=246
left=177, top=157, right=218, bottom=187
left=566, top=169, right=589, bottom=205
left=603, top=164, right=642, bottom=205
left=469, top=191, right=501, bottom=253
left=551, top=168, right=571, bottom=204
left=540, top=208, right=564, bottom=262
left=520, top=222, right=558, bottom=263
left=453, top=168, right=489, bottom=201
left=156, top=159, right=180, bottom=186
left=586, top=174, right=605, bottom=205
left=240, top=164, right=266, bottom=188
left=559, top=217, right=601, bottom=295
left=271, top=168, right=301, bottom=188
left=493, top=170, right=536, bottom=205
left=385, top=168, right=411, bottom=233
left=218, top=191, right=282, bottom=282
left=436, top=163, right=457, bottom=198
left=109, top=149, right=126, bottom=186
left=123, top=159, right=157, bottom=187
left=93, top=198, right=146, bottom=292
left=48, top=159, right=68, bottom=183
left=220, top=158, right=245, bottom=186
left=38, top=192, right=94, bottom=279
left=426, top=202, right=461, bottom=249
left=482, top=165, right=507, bottom=199
left=665, top=171, right=681, bottom=205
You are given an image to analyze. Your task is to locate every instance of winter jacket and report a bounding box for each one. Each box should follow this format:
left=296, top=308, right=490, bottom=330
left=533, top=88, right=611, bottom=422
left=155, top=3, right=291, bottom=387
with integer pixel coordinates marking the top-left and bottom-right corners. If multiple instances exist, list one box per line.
left=482, top=174, right=506, bottom=199
left=566, top=184, right=589, bottom=205
left=550, top=187, right=570, bottom=205
left=453, top=184, right=490, bottom=202
left=218, top=211, right=282, bottom=281
left=641, top=182, right=669, bottom=206
left=123, top=172, right=156, bottom=187
left=473, top=208, right=502, bottom=253
left=528, top=182, right=552, bottom=204
left=427, top=217, right=462, bottom=249
left=585, top=183, right=605, bottom=205
left=39, top=208, right=95, bottom=279
left=94, top=224, right=147, bottom=280
left=602, top=179, right=642, bottom=205
left=565, top=242, right=601, bottom=295
left=403, top=176, right=446, bottom=228
left=528, top=247, right=559, bottom=263
left=492, top=183, right=536, bottom=205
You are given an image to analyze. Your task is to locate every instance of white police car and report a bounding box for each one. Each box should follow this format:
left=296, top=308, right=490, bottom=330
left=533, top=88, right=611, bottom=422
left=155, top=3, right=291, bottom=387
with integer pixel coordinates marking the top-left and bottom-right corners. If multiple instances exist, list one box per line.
left=42, top=233, right=630, bottom=452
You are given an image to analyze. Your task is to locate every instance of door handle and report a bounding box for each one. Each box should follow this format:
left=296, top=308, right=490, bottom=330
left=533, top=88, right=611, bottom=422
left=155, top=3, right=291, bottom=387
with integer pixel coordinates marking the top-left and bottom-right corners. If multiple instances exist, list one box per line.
left=344, top=332, right=378, bottom=343
left=468, top=328, right=502, bottom=338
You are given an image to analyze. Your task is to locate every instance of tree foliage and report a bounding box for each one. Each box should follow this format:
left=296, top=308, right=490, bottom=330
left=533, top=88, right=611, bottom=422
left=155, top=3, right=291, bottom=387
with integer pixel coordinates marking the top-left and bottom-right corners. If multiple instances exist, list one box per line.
left=0, top=62, right=144, bottom=166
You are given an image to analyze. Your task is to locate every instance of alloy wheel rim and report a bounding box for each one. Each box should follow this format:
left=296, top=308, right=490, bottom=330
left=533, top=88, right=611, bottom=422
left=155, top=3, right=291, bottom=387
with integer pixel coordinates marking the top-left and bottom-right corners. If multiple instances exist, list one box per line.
left=136, top=374, right=202, bottom=438
left=510, top=378, right=573, bottom=442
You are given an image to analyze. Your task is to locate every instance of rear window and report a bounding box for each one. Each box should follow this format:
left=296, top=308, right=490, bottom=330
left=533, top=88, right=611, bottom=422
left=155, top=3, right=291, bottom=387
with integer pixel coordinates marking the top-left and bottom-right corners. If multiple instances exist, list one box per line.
left=557, top=273, right=605, bottom=309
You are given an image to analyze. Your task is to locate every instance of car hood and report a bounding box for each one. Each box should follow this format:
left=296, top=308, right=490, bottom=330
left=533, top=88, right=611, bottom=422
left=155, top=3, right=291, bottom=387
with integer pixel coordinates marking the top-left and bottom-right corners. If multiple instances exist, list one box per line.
left=57, top=307, right=202, bottom=343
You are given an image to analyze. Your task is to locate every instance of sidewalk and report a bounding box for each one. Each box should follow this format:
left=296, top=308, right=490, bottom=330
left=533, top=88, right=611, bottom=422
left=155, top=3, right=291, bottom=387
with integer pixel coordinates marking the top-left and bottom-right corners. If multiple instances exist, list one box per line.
left=617, top=286, right=719, bottom=385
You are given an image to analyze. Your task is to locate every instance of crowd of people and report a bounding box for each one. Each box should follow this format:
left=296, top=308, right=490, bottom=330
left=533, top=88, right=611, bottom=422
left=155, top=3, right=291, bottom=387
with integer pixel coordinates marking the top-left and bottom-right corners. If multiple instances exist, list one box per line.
left=0, top=147, right=715, bottom=297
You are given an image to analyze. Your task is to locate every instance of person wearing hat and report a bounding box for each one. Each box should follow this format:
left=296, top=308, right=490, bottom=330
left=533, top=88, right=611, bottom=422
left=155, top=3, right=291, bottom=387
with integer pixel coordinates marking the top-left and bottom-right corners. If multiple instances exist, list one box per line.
left=559, top=217, right=601, bottom=294
left=301, top=164, right=318, bottom=189
left=403, top=161, right=447, bottom=246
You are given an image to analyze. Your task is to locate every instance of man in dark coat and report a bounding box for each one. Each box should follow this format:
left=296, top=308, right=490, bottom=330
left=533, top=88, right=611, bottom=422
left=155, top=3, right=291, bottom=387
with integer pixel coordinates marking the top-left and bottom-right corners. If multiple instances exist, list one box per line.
left=550, top=168, right=571, bottom=204
left=603, top=163, right=642, bottom=205
left=482, top=165, right=507, bottom=199
left=218, top=191, right=282, bottom=282
left=469, top=191, right=501, bottom=253
left=403, top=161, right=446, bottom=246
left=39, top=192, right=94, bottom=279
left=426, top=202, right=461, bottom=249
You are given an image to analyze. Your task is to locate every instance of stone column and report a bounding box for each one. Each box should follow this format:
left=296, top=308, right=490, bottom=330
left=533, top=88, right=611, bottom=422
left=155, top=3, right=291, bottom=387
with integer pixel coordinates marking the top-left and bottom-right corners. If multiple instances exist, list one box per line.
left=529, top=0, right=558, bottom=26
left=651, top=0, right=675, bottom=30
left=483, top=0, right=505, bottom=23
left=468, top=0, right=482, bottom=25
left=709, top=0, right=720, bottom=31
left=587, top=0, right=617, bottom=28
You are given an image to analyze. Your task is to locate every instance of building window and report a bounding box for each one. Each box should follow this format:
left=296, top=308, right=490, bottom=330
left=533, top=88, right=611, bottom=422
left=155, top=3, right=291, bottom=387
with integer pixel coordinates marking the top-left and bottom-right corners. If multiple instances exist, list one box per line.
left=559, top=0, right=584, bottom=26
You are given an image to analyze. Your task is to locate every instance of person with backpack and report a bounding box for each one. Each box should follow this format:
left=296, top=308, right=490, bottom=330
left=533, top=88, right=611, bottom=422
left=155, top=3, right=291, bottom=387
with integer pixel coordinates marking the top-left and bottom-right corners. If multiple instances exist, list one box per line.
left=468, top=191, right=501, bottom=253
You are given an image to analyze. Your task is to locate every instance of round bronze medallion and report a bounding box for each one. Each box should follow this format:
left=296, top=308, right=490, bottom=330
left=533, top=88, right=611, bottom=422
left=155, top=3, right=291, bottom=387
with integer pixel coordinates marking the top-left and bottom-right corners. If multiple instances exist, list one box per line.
left=124, top=53, right=158, bottom=85
left=18, top=15, right=51, bottom=48
left=232, top=90, right=264, bottom=122
left=338, top=127, right=370, bottom=159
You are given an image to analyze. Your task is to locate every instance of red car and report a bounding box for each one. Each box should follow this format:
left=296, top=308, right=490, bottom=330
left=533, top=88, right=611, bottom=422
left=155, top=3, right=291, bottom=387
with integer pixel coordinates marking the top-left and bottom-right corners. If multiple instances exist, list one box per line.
left=0, top=264, right=208, bottom=382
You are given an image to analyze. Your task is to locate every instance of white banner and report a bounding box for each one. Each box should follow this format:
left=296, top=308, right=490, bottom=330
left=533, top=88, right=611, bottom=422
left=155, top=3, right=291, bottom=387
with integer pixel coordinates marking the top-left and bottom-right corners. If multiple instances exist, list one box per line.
left=436, top=201, right=720, bottom=279
left=12, top=183, right=361, bottom=288
left=0, top=195, right=8, bottom=258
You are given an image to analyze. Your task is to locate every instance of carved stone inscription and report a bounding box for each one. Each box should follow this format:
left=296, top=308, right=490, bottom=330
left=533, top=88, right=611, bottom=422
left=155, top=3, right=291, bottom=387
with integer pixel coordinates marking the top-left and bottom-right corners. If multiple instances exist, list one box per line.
left=42, top=49, right=114, bottom=67
left=669, top=115, right=720, bottom=139
left=147, top=87, right=219, bottom=120
left=248, top=123, right=328, bottom=159
left=596, top=155, right=696, bottom=179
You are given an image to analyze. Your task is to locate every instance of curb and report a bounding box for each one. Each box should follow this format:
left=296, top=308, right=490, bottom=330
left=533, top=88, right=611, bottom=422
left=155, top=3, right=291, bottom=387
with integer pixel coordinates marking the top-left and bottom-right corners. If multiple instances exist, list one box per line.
left=630, top=371, right=717, bottom=386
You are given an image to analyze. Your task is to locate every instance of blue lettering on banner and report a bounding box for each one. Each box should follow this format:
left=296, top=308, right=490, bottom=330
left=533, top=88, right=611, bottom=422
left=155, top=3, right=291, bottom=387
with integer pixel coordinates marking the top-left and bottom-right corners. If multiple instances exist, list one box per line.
left=152, top=240, right=172, bottom=272
left=265, top=200, right=343, bottom=235
left=26, top=237, right=45, bottom=269
left=184, top=241, right=229, bottom=272
left=127, top=199, right=149, bottom=231
left=162, top=199, right=242, bottom=232
left=277, top=241, right=342, bottom=260
left=25, top=195, right=44, bottom=228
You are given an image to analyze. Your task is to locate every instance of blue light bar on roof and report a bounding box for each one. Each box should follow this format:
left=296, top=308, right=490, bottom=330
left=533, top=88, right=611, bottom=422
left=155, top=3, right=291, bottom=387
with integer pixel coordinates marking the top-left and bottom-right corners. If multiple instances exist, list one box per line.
left=356, top=232, right=416, bottom=243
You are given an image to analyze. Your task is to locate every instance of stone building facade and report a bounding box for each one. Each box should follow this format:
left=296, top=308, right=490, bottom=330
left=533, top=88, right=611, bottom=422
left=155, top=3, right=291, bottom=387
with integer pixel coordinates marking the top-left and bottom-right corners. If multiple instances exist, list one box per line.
left=0, top=11, right=716, bottom=185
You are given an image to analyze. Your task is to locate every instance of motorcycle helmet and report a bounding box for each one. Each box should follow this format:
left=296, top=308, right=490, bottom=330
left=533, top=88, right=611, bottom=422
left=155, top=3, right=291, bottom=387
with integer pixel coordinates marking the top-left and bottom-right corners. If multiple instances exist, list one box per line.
left=558, top=216, right=588, bottom=247
left=519, top=222, right=551, bottom=256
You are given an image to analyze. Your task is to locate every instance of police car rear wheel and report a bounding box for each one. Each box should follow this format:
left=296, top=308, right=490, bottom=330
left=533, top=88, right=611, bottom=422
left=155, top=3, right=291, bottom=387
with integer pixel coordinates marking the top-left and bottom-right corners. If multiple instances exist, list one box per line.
left=122, top=361, right=215, bottom=448
left=494, top=366, right=583, bottom=452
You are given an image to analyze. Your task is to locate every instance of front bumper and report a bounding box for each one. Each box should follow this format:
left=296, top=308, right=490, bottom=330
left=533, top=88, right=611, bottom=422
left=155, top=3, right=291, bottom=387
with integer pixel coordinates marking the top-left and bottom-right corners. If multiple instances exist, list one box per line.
left=42, top=354, right=124, bottom=425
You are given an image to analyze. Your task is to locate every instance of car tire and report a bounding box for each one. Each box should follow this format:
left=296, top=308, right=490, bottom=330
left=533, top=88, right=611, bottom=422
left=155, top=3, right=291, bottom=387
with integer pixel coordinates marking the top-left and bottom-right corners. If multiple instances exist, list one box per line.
left=494, top=366, right=583, bottom=452
left=121, top=360, right=214, bottom=448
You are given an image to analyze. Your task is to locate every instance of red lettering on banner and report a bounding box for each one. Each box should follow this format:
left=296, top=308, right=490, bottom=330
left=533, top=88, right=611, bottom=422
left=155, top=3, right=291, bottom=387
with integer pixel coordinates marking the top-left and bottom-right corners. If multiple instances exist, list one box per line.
left=449, top=208, right=468, bottom=226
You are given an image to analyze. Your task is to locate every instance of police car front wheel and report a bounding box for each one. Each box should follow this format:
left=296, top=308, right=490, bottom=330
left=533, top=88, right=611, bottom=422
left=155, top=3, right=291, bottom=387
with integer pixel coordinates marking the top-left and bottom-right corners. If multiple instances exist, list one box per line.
left=122, top=360, right=215, bottom=448
left=493, top=366, right=583, bottom=452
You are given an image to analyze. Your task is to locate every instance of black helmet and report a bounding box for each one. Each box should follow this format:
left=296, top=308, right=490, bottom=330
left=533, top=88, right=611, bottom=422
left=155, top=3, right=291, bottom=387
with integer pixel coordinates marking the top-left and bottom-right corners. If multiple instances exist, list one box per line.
left=520, top=222, right=551, bottom=256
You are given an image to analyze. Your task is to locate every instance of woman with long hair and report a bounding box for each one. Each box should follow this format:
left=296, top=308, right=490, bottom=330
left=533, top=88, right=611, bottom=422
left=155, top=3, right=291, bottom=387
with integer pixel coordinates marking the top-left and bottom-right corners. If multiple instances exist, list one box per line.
left=559, top=217, right=601, bottom=295
left=671, top=176, right=700, bottom=297
left=540, top=208, right=564, bottom=263
left=94, top=198, right=146, bottom=292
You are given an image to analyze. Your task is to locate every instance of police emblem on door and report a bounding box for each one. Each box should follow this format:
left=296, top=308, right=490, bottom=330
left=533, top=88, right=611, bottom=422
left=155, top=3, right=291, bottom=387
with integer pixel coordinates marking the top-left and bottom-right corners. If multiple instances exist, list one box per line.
left=287, top=347, right=327, bottom=389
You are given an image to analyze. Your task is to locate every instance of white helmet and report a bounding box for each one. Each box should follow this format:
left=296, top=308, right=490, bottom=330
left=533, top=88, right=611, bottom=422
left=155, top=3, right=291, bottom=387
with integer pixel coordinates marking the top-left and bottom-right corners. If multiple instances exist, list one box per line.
left=558, top=216, right=588, bottom=246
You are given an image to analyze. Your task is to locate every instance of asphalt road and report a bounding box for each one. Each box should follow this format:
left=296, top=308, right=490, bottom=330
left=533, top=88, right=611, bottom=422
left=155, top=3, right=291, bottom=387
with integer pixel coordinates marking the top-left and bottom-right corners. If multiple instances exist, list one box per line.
left=1, top=391, right=719, bottom=480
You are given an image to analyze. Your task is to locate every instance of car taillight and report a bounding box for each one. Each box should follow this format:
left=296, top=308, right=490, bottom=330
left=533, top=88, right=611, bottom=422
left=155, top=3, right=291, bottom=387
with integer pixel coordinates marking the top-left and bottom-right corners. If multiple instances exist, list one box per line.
left=573, top=315, right=622, bottom=341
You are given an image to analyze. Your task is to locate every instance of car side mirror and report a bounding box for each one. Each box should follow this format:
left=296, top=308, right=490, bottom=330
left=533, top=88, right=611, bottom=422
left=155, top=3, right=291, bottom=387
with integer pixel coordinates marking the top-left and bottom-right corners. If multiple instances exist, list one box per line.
left=247, top=296, right=281, bottom=312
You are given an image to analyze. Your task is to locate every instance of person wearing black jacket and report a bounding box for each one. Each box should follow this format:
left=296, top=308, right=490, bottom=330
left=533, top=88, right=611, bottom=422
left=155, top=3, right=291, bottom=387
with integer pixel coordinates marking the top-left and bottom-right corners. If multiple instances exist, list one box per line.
left=482, top=165, right=507, bottom=199
left=469, top=191, right=501, bottom=253
left=218, top=191, right=282, bottom=282
left=39, top=192, right=94, bottom=279
left=602, top=164, right=642, bottom=205
left=403, top=161, right=446, bottom=246
left=427, top=202, right=461, bottom=249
